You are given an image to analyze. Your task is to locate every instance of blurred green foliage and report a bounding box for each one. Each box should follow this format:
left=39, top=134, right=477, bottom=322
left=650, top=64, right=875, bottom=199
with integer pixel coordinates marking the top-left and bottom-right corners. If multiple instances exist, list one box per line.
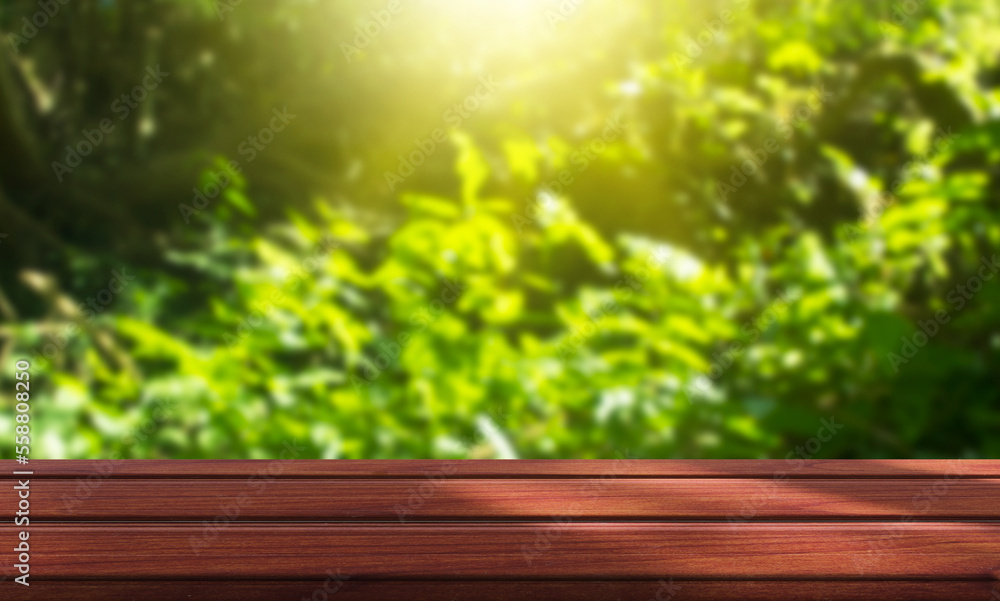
left=1, top=0, right=999, bottom=459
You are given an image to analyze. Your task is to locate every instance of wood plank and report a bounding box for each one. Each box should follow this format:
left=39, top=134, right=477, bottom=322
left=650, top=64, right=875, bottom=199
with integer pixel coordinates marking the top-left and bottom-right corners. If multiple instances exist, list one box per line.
left=6, top=478, right=998, bottom=520
left=4, top=522, right=998, bottom=580
left=3, top=580, right=999, bottom=601
left=4, top=459, right=997, bottom=478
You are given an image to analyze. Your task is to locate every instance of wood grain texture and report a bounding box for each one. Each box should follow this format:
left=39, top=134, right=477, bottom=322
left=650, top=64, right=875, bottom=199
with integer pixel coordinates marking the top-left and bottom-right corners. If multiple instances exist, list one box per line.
left=4, top=581, right=1000, bottom=601
left=4, top=459, right=997, bottom=599
left=4, top=522, right=999, bottom=581
left=5, top=477, right=998, bottom=520
left=4, top=459, right=997, bottom=478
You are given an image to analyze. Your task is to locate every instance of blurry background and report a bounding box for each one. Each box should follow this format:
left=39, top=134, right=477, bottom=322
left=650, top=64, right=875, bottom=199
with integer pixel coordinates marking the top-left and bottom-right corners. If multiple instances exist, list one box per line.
left=0, top=0, right=998, bottom=459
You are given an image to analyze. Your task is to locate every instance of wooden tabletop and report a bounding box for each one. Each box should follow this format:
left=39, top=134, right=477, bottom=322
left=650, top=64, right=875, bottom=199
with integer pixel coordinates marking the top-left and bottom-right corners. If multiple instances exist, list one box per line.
left=2, top=460, right=998, bottom=600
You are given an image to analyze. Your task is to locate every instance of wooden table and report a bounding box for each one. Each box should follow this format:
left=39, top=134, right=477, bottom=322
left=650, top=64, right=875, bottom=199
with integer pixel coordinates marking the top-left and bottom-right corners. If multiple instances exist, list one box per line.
left=3, top=460, right=999, bottom=599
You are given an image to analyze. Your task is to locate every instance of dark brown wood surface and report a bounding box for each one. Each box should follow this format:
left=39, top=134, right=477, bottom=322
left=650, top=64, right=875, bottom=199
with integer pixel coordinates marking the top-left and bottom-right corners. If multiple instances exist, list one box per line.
left=4, top=581, right=1000, bottom=601
left=4, top=477, right=997, bottom=520
left=4, top=522, right=999, bottom=580
left=3, top=458, right=995, bottom=478
left=2, top=460, right=998, bottom=600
